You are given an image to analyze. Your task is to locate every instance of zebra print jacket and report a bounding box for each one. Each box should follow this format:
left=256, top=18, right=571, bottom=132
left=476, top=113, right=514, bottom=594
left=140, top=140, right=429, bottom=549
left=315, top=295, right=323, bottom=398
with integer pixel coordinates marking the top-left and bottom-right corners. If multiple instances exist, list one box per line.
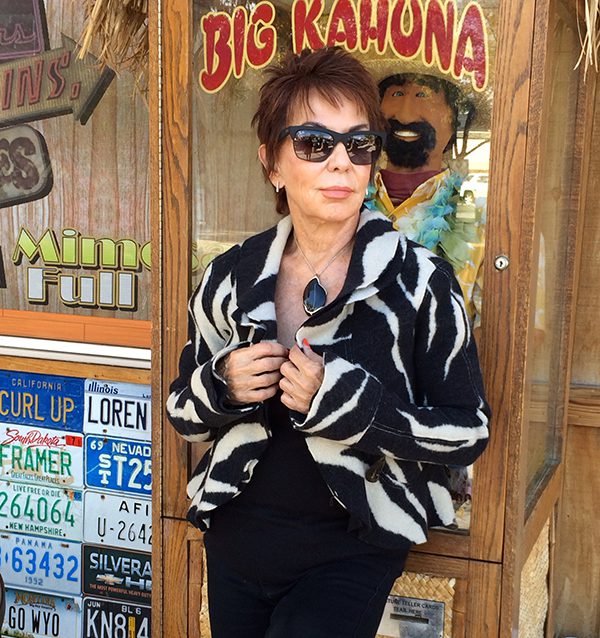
left=166, top=208, right=490, bottom=548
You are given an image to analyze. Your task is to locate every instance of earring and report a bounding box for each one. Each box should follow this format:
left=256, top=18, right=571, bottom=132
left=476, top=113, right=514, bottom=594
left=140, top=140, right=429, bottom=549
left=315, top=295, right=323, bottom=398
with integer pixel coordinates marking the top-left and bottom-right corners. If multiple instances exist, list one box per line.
left=275, top=182, right=280, bottom=193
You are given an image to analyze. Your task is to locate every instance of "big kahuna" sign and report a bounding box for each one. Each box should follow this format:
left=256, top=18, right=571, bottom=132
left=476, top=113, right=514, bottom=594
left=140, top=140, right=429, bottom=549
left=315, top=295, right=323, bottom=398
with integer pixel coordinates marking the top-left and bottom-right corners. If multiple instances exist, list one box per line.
left=199, top=0, right=488, bottom=94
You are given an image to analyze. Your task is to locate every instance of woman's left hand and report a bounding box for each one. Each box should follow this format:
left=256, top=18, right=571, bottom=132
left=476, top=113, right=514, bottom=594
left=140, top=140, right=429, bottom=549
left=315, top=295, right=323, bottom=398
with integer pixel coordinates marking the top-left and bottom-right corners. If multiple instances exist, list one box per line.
left=279, top=341, right=324, bottom=414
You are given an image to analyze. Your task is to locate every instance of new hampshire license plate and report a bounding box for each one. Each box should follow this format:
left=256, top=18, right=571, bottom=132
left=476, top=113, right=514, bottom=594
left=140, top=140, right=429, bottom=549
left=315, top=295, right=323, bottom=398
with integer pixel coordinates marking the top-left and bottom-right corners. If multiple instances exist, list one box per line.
left=0, top=481, right=83, bottom=541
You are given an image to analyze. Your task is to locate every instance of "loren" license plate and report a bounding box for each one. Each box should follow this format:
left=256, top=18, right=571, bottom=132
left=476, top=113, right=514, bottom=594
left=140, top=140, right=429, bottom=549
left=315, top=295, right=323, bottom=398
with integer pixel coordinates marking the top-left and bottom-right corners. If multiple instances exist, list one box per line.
left=85, top=435, right=151, bottom=495
left=0, top=531, right=81, bottom=595
left=0, top=481, right=83, bottom=541
left=83, top=491, right=151, bottom=552
left=83, top=597, right=150, bottom=638
left=0, top=423, right=84, bottom=488
left=2, top=587, right=81, bottom=638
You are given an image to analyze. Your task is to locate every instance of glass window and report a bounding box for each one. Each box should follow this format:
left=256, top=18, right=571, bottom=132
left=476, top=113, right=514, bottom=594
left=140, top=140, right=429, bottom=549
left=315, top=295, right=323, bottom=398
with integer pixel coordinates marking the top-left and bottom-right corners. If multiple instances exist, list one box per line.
left=524, top=0, right=580, bottom=509
left=0, top=1, right=150, bottom=348
left=191, top=0, right=498, bottom=531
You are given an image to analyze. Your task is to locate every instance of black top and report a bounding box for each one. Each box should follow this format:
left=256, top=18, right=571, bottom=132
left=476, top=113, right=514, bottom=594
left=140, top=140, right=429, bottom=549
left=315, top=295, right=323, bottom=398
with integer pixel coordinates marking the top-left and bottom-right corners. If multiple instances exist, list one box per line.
left=204, top=396, right=406, bottom=583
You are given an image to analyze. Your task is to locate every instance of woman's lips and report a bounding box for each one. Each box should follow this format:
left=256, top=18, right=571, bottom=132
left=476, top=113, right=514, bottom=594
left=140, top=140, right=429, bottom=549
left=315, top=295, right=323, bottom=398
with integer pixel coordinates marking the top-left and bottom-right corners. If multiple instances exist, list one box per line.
left=393, top=130, right=421, bottom=142
left=321, top=186, right=353, bottom=199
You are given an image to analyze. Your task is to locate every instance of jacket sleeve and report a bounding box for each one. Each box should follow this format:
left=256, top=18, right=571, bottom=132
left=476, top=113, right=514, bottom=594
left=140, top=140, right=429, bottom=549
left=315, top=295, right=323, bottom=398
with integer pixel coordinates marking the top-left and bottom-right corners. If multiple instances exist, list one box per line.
left=291, top=263, right=490, bottom=466
left=165, top=256, right=259, bottom=443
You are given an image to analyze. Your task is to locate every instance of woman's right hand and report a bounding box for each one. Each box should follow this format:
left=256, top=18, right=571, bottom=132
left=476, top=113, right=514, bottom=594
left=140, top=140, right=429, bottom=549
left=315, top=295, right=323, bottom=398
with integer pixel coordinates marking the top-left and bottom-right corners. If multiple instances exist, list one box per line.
left=217, top=342, right=289, bottom=405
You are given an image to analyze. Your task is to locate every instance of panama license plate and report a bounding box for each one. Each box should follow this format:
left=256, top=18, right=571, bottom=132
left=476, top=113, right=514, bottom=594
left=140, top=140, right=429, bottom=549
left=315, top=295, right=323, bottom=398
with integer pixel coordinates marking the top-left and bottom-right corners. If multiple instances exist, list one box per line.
left=83, top=491, right=151, bottom=552
left=0, top=481, right=83, bottom=541
left=2, top=587, right=81, bottom=638
left=0, top=423, right=84, bottom=488
left=83, top=597, right=151, bottom=638
left=85, top=435, right=151, bottom=495
left=0, top=531, right=81, bottom=595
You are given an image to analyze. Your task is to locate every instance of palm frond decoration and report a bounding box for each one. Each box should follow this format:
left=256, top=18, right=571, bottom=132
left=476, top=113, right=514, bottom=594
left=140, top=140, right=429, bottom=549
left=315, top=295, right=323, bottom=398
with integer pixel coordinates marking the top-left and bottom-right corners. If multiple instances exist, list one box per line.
left=576, top=0, right=600, bottom=80
left=78, top=0, right=149, bottom=91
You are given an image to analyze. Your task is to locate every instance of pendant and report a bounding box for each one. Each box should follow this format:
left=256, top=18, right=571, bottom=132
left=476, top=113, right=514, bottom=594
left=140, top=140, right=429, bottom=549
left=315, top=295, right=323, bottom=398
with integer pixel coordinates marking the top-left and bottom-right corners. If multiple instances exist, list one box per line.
left=303, top=276, right=327, bottom=316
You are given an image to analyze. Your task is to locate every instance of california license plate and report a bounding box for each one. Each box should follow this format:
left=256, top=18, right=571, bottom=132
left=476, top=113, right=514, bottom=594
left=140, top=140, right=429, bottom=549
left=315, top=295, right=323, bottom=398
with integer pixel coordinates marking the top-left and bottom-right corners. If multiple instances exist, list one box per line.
left=83, top=597, right=151, bottom=638
left=2, top=587, right=81, bottom=638
left=84, top=380, right=151, bottom=441
left=85, top=435, right=152, bottom=495
left=0, top=531, right=81, bottom=595
left=0, top=423, right=84, bottom=488
left=83, top=491, right=151, bottom=552
left=0, top=481, right=83, bottom=541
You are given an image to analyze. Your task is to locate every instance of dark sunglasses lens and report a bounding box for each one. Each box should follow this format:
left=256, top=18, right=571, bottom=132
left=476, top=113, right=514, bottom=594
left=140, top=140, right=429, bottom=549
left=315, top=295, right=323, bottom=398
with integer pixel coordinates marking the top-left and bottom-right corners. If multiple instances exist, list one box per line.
left=292, top=130, right=334, bottom=162
left=346, top=134, right=382, bottom=165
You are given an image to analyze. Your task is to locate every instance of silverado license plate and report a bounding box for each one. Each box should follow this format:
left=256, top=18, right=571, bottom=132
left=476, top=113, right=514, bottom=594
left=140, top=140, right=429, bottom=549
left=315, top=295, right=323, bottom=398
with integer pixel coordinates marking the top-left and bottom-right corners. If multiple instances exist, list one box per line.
left=83, top=597, right=151, bottom=638
left=83, top=491, right=151, bottom=552
left=85, top=435, right=151, bottom=495
left=0, top=423, right=84, bottom=488
left=83, top=544, right=152, bottom=603
left=0, top=481, right=83, bottom=541
left=0, top=531, right=81, bottom=595
left=2, top=587, right=81, bottom=638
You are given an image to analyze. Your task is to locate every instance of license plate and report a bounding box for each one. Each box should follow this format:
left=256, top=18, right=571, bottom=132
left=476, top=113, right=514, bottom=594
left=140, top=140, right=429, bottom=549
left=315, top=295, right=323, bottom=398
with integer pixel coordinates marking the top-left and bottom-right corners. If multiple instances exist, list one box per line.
left=2, top=587, right=81, bottom=638
left=0, top=532, right=81, bottom=595
left=83, top=491, right=151, bottom=552
left=0, top=423, right=84, bottom=489
left=0, top=481, right=83, bottom=541
left=83, top=544, right=152, bottom=603
left=84, top=380, right=151, bottom=441
left=0, top=370, right=84, bottom=431
left=85, top=435, right=151, bottom=495
left=83, top=597, right=151, bottom=638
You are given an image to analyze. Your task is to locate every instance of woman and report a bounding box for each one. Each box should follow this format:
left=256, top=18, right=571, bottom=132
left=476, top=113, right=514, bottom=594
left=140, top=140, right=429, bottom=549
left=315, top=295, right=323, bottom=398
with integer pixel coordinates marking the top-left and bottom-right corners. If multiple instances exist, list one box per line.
left=167, top=48, right=490, bottom=638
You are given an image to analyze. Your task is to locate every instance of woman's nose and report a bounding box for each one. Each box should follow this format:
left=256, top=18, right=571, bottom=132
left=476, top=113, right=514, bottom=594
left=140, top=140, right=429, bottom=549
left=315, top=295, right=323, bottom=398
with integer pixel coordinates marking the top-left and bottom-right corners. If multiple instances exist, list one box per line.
left=327, top=140, right=353, bottom=169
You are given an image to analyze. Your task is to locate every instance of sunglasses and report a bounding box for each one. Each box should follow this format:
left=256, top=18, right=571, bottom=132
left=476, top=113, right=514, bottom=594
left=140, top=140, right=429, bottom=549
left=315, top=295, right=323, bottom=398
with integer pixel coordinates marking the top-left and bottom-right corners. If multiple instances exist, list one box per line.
left=279, top=126, right=386, bottom=165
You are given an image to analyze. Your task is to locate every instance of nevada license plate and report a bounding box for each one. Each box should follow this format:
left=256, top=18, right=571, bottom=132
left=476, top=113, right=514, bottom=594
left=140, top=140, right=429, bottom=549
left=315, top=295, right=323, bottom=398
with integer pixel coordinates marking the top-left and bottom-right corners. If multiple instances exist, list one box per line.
left=0, top=423, right=84, bottom=488
left=83, top=597, right=151, bottom=638
left=83, top=491, right=151, bottom=552
left=84, top=380, right=151, bottom=441
left=2, top=587, right=81, bottom=638
left=85, top=435, right=151, bottom=495
left=0, top=531, right=81, bottom=595
left=0, top=481, right=83, bottom=541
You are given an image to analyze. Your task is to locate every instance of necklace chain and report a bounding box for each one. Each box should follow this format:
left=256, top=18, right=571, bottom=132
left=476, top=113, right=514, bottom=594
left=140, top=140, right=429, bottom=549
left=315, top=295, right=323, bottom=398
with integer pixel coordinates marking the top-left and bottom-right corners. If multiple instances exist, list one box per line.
left=293, top=234, right=354, bottom=278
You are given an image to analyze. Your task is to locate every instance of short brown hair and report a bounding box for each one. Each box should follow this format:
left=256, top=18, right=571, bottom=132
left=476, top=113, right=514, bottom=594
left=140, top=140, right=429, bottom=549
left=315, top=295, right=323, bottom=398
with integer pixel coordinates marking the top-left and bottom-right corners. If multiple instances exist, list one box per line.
left=252, top=48, right=386, bottom=215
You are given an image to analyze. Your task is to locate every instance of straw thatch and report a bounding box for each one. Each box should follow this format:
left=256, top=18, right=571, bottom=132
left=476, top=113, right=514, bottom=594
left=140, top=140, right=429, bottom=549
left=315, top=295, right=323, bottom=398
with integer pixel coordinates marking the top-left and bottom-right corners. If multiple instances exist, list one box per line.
left=576, top=0, right=600, bottom=79
left=79, top=0, right=148, bottom=89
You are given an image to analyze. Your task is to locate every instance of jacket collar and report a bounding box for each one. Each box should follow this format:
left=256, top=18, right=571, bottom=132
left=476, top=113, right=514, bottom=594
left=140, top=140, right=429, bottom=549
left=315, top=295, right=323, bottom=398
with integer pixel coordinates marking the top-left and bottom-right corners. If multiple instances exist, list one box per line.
left=233, top=209, right=404, bottom=326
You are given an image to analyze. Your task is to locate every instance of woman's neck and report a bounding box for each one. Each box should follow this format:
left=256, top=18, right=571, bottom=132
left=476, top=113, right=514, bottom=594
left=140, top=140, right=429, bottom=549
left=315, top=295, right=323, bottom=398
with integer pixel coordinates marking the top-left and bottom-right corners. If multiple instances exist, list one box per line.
left=288, top=216, right=359, bottom=270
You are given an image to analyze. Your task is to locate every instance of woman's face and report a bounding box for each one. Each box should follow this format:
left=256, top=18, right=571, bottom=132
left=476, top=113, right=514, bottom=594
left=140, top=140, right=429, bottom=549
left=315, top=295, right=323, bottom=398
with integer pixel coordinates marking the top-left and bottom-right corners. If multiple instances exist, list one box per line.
left=266, top=92, right=372, bottom=226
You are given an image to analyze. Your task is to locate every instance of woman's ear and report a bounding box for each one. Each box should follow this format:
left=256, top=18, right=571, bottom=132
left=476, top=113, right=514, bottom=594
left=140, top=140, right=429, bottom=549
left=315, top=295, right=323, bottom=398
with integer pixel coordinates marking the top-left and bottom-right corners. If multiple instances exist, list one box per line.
left=258, top=144, right=280, bottom=189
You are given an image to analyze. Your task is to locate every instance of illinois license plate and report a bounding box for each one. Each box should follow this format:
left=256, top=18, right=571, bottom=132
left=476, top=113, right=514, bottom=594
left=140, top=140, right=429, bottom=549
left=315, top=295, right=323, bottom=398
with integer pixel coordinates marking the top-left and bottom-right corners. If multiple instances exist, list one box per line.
left=83, top=544, right=152, bottom=603
left=85, top=435, right=151, bottom=495
left=83, top=597, right=151, bottom=638
left=83, top=491, right=151, bottom=552
left=0, top=423, right=84, bottom=488
left=0, top=481, right=83, bottom=541
left=84, top=380, right=151, bottom=441
left=0, top=531, right=81, bottom=595
left=2, top=587, right=81, bottom=638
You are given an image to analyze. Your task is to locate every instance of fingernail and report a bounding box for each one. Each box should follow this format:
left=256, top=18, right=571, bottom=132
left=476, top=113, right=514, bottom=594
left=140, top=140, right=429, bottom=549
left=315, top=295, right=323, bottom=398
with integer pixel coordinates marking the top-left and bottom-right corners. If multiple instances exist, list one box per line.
left=302, top=338, right=310, bottom=349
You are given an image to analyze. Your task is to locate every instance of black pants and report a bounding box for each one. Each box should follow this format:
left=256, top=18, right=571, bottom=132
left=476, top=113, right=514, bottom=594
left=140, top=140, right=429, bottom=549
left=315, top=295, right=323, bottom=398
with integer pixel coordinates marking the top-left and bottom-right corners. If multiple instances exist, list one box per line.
left=205, top=548, right=407, bottom=638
